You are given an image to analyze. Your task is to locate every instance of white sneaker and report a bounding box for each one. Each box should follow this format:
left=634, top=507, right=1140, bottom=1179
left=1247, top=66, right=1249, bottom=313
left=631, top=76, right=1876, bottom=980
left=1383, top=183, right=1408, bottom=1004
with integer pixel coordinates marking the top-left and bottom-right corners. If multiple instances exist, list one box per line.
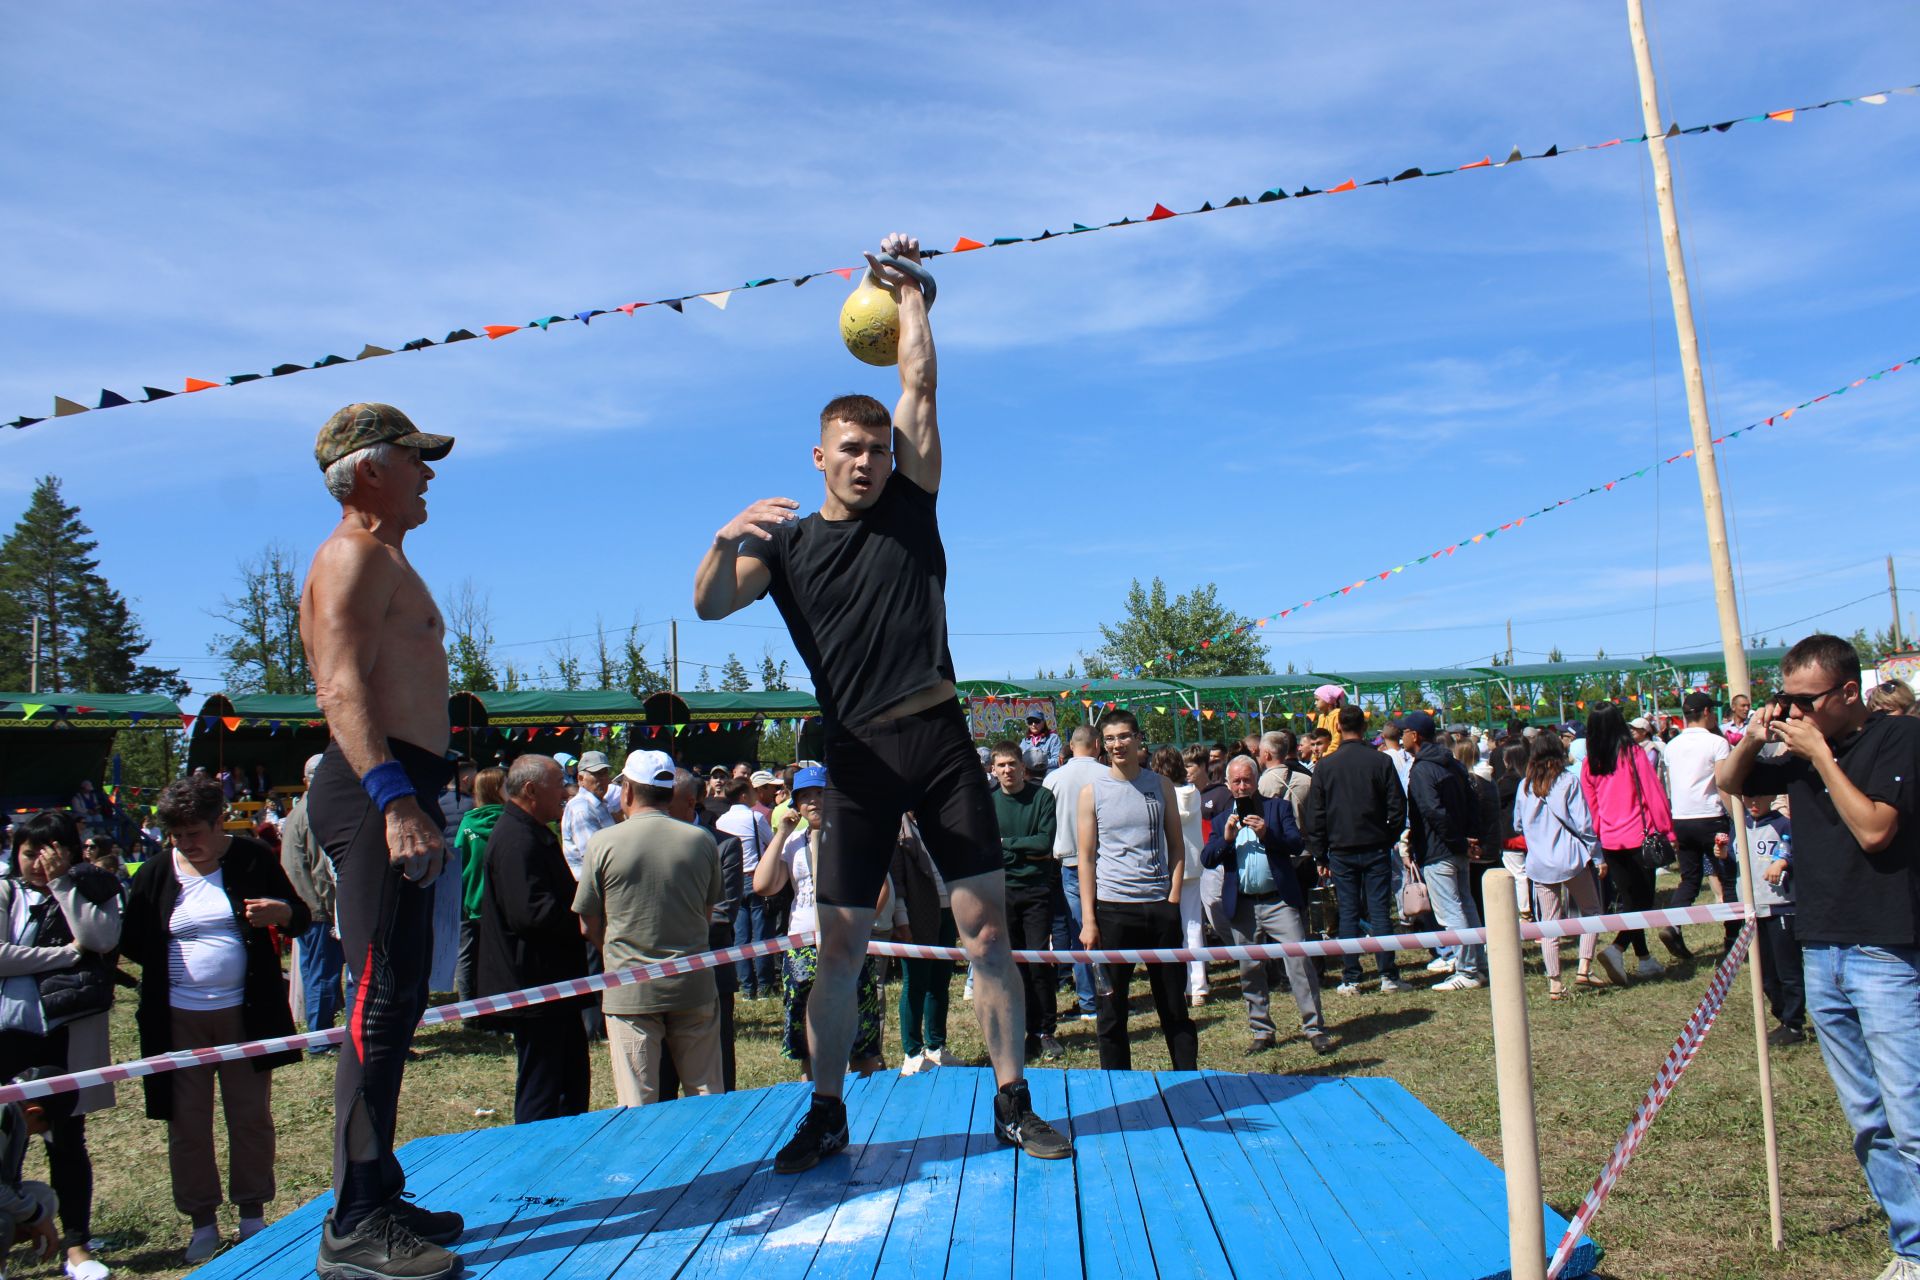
left=1424, top=957, right=1456, bottom=974
left=1378, top=978, right=1413, bottom=994
left=1335, top=981, right=1365, bottom=996
left=1596, top=945, right=1630, bottom=986
left=1433, top=973, right=1486, bottom=991
left=65, top=1260, right=111, bottom=1280
left=899, top=1052, right=928, bottom=1076
left=1635, top=955, right=1667, bottom=980
left=925, top=1047, right=963, bottom=1068
left=1873, top=1256, right=1920, bottom=1280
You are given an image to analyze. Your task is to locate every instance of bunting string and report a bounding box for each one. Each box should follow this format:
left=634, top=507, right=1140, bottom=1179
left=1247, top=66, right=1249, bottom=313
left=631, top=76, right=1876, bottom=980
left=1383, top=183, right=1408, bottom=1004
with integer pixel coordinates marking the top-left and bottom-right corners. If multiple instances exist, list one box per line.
left=1089, top=351, right=1918, bottom=685
left=7, top=82, right=1914, bottom=434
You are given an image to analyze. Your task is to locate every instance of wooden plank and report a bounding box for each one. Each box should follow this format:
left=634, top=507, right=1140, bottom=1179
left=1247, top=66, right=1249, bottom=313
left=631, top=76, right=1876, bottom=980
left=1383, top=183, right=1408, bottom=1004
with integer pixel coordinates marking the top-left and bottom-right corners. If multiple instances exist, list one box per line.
left=800, top=1068, right=938, bottom=1279
left=473, top=1093, right=746, bottom=1278
left=1251, top=1075, right=1472, bottom=1280
left=1011, top=1069, right=1083, bottom=1280
left=1157, top=1071, right=1338, bottom=1280
left=204, top=1129, right=483, bottom=1280
left=871, top=1064, right=979, bottom=1280
left=1347, top=1078, right=1598, bottom=1279
left=677, top=1071, right=900, bottom=1280
left=1202, top=1071, right=1401, bottom=1279
left=598, top=1088, right=796, bottom=1278
left=1105, top=1069, right=1232, bottom=1280
left=1063, top=1069, right=1153, bottom=1280
left=943, top=1070, right=1018, bottom=1280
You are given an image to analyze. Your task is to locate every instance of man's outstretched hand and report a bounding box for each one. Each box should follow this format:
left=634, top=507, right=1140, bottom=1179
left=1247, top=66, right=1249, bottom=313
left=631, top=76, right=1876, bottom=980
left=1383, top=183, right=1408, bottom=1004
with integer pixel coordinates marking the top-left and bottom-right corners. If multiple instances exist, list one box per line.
left=864, top=232, right=924, bottom=295
left=718, top=497, right=800, bottom=544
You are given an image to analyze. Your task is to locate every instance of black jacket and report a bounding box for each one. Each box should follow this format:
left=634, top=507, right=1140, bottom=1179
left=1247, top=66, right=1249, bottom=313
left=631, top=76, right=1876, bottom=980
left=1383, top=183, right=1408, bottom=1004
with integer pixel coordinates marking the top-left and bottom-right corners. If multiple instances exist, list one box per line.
left=1406, top=742, right=1477, bottom=866
left=121, top=835, right=311, bottom=1120
left=476, top=802, right=589, bottom=1019
left=1199, top=794, right=1307, bottom=912
left=1302, top=738, right=1406, bottom=858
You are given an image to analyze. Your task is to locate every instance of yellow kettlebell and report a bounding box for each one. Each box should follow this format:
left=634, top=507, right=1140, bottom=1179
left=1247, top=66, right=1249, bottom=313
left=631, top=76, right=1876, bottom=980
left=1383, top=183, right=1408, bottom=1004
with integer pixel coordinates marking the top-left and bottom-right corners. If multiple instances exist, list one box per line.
left=839, top=255, right=937, bottom=366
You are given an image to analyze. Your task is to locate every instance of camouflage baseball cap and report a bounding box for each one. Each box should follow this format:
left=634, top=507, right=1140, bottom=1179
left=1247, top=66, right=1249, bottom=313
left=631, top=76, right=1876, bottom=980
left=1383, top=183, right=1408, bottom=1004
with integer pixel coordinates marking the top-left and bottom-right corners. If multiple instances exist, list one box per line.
left=313, top=402, right=455, bottom=470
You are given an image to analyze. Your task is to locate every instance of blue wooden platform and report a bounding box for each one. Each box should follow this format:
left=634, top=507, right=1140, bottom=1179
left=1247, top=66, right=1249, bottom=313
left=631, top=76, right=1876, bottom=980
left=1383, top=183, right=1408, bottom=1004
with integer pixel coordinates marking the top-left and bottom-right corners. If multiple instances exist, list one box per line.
left=193, top=1068, right=1596, bottom=1279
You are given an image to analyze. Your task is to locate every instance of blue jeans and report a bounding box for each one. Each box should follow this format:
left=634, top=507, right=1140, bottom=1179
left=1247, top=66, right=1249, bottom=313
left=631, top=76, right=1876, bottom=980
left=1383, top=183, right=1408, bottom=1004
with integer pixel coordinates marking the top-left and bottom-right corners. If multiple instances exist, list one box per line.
left=1420, top=855, right=1484, bottom=980
left=732, top=895, right=776, bottom=995
left=1804, top=943, right=1920, bottom=1261
left=299, top=921, right=352, bottom=1033
left=1058, top=866, right=1097, bottom=1015
left=1327, top=848, right=1399, bottom=984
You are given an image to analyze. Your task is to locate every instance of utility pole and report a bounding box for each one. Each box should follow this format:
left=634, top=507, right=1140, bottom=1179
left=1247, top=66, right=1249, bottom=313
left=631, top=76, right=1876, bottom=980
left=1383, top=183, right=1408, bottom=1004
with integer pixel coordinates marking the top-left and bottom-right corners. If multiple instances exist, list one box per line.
left=670, top=619, right=680, bottom=695
left=1626, top=0, right=1782, bottom=1249
left=1890, top=554, right=1905, bottom=653
left=1505, top=618, right=1513, bottom=666
left=29, top=615, right=42, bottom=694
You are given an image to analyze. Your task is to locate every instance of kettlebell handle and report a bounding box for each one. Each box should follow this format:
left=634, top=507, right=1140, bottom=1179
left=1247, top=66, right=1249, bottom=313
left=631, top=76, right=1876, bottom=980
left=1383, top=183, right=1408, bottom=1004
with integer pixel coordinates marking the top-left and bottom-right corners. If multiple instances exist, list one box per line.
left=872, top=254, right=936, bottom=310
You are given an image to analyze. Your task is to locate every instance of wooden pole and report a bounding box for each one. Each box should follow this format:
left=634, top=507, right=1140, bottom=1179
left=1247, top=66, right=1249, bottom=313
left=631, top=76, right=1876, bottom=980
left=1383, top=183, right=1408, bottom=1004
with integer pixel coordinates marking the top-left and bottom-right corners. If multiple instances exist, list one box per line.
left=1484, top=868, right=1546, bottom=1280
left=1625, top=0, right=1784, bottom=1249
left=1890, top=554, right=1905, bottom=653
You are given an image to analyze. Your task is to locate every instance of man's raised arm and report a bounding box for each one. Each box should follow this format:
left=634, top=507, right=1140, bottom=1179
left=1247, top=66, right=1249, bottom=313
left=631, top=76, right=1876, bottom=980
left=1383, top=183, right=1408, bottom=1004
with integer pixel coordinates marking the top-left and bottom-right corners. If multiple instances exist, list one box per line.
left=866, top=233, right=939, bottom=493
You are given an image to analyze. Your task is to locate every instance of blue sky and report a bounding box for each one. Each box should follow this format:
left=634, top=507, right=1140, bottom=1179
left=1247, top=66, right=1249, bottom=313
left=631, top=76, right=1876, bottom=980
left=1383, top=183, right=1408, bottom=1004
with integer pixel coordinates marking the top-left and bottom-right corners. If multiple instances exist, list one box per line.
left=4, top=3, right=1918, bottom=708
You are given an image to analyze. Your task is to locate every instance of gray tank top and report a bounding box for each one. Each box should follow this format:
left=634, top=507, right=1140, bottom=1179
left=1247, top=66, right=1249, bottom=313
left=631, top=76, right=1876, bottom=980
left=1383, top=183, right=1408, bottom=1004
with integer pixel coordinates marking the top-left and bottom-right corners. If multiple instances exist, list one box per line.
left=1092, top=771, right=1171, bottom=903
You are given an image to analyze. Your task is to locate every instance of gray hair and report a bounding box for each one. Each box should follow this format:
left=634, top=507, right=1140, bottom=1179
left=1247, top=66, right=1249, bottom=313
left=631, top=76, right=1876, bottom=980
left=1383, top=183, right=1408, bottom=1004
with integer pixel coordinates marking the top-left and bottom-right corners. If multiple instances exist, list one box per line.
left=505, top=753, right=557, bottom=798
left=1225, top=755, right=1260, bottom=779
left=672, top=768, right=702, bottom=803
left=302, top=753, right=325, bottom=784
left=1259, top=731, right=1293, bottom=759
left=323, top=441, right=400, bottom=503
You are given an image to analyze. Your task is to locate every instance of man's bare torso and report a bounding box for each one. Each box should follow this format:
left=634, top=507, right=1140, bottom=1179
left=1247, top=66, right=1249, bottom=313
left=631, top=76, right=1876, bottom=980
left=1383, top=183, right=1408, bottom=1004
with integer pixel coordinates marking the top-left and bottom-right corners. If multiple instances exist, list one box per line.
left=301, top=523, right=450, bottom=757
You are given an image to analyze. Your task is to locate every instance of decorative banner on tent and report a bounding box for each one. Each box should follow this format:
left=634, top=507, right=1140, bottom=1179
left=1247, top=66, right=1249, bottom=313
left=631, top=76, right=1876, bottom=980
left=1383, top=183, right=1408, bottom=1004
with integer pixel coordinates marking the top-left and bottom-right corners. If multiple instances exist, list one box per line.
left=1079, top=351, right=1918, bottom=684
left=964, top=696, right=1056, bottom=742
left=7, top=82, right=1915, bottom=434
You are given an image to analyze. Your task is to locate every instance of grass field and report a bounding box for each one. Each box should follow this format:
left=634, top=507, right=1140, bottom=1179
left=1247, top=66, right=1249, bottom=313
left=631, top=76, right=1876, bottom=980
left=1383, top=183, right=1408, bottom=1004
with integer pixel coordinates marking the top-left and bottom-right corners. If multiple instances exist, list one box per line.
left=16, top=914, right=1894, bottom=1280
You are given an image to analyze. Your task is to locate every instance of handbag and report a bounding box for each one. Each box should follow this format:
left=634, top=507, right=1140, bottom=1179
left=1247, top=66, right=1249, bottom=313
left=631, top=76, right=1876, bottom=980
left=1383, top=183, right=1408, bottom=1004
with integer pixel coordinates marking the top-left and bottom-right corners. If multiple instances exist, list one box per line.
left=1398, top=859, right=1430, bottom=919
left=1625, top=751, right=1676, bottom=872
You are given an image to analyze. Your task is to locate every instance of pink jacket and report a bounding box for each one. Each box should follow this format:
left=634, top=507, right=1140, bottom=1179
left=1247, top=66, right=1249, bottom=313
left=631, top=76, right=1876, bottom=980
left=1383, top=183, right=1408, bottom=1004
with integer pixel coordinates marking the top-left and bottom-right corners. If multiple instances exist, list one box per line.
left=1578, top=746, right=1676, bottom=851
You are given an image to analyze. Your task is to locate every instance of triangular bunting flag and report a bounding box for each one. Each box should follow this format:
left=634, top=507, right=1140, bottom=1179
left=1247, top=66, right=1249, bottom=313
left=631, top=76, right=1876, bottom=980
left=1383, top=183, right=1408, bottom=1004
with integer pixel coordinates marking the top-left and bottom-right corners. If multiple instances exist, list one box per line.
left=617, top=302, right=645, bottom=315
left=312, top=354, right=348, bottom=367
left=1146, top=203, right=1177, bottom=221
left=222, top=717, right=242, bottom=732
left=1458, top=157, right=1492, bottom=170
left=97, top=390, right=131, bottom=409
left=444, top=329, right=477, bottom=342
left=833, top=268, right=854, bottom=280
left=53, top=397, right=88, bottom=417
left=697, top=291, right=731, bottom=310
left=18, top=704, right=43, bottom=721
left=575, top=310, right=603, bottom=324
left=662, top=299, right=684, bottom=313
left=1327, top=178, right=1358, bottom=193
left=182, top=714, right=197, bottom=731
left=483, top=325, right=522, bottom=340
left=952, top=237, right=986, bottom=252
left=1767, top=109, right=1795, bottom=122
left=356, top=344, right=393, bottom=359
left=271, top=363, right=306, bottom=376
left=228, top=373, right=262, bottom=384
left=184, top=377, right=218, bottom=392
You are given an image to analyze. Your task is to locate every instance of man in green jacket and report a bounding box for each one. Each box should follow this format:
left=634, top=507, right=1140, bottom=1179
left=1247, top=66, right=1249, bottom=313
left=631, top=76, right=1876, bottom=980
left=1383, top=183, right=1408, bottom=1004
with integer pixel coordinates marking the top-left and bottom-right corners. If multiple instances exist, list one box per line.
left=990, top=742, right=1060, bottom=1062
left=453, top=767, right=505, bottom=1004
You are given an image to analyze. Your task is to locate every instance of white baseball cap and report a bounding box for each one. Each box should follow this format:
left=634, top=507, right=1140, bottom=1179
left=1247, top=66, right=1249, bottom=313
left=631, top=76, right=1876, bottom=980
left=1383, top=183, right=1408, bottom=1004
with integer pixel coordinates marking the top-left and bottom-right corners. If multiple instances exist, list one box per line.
left=749, top=769, right=777, bottom=787
left=621, top=750, right=677, bottom=788
left=1628, top=716, right=1651, bottom=732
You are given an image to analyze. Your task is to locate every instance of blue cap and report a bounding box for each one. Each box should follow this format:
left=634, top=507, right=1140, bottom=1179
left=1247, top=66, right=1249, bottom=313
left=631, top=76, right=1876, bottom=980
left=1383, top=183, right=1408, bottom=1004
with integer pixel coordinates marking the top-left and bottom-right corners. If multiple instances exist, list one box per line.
left=792, top=765, right=828, bottom=793
left=1400, top=711, right=1437, bottom=739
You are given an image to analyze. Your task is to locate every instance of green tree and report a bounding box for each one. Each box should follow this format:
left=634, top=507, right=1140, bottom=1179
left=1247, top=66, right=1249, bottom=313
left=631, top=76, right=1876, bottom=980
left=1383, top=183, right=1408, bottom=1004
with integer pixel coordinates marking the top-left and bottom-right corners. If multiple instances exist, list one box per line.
left=208, top=543, right=312, bottom=694
left=546, top=634, right=584, bottom=691
left=444, top=580, right=499, bottom=691
left=1082, top=579, right=1269, bottom=744
left=758, top=647, right=791, bottom=692
left=719, top=653, right=753, bottom=692
left=0, top=476, right=179, bottom=695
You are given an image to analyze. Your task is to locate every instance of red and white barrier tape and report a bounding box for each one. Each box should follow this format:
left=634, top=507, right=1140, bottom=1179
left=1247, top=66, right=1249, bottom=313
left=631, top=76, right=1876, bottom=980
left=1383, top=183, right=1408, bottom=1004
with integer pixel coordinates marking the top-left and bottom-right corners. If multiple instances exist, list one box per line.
left=1545, top=917, right=1757, bottom=1280
left=0, top=901, right=1769, bottom=1105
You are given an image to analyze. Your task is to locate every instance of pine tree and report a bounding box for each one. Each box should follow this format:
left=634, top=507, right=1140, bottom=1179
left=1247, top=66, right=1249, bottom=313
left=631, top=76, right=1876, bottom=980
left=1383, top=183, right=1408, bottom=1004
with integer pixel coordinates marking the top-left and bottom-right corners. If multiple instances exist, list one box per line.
left=1085, top=579, right=1270, bottom=680
left=758, top=647, right=791, bottom=692
left=208, top=544, right=312, bottom=695
left=719, top=652, right=753, bottom=692
left=0, top=476, right=179, bottom=694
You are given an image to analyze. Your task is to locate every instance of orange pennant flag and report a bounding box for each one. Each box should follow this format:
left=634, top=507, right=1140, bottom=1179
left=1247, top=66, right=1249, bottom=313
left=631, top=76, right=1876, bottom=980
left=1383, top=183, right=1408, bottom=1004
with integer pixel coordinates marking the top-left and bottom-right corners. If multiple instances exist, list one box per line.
left=833, top=268, right=855, bottom=280
left=1767, top=109, right=1795, bottom=123
left=1327, top=178, right=1358, bottom=193
left=221, top=716, right=242, bottom=732
left=952, top=237, right=986, bottom=252
left=1146, top=203, right=1178, bottom=221
left=483, top=325, right=522, bottom=340
left=1459, top=157, right=1493, bottom=170
left=183, top=377, right=219, bottom=393
left=616, top=303, right=645, bottom=315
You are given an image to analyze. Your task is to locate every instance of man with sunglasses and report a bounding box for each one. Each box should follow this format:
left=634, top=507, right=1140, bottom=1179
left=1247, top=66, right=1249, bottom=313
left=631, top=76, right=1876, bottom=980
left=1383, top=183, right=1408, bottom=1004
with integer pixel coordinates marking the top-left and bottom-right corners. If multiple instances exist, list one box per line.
left=1719, top=633, right=1920, bottom=1280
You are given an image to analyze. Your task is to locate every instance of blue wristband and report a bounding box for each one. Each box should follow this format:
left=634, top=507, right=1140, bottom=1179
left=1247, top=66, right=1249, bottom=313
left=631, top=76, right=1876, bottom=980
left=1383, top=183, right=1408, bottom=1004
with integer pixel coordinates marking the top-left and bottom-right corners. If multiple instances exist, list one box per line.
left=361, top=761, right=416, bottom=811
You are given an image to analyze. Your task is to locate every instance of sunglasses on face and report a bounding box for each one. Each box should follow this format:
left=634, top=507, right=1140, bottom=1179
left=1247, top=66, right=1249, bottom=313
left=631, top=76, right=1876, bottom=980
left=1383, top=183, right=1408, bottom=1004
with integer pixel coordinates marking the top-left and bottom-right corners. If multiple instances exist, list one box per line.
left=1773, top=683, right=1846, bottom=715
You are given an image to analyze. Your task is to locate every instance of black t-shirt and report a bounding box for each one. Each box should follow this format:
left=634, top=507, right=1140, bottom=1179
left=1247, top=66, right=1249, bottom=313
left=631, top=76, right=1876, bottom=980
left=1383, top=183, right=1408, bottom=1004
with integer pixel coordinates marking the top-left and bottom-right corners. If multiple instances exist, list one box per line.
left=1742, top=711, right=1920, bottom=947
left=742, top=472, right=954, bottom=730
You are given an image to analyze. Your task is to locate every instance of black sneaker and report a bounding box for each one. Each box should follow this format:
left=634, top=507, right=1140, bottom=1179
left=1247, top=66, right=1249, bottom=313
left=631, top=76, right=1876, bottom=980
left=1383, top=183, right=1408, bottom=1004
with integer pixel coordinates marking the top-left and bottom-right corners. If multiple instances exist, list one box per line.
left=993, top=1082, right=1074, bottom=1160
left=774, top=1097, right=849, bottom=1174
left=1309, top=1033, right=1335, bottom=1056
left=1657, top=926, right=1694, bottom=961
left=1037, top=1035, right=1064, bottom=1062
left=1767, top=1025, right=1805, bottom=1048
left=317, top=1206, right=459, bottom=1280
left=390, top=1194, right=464, bottom=1246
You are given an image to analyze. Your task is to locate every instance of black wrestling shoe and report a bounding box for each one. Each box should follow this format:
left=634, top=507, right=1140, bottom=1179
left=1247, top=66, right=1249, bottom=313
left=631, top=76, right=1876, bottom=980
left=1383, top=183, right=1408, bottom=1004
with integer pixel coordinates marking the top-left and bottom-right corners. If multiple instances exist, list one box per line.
left=774, top=1096, right=849, bottom=1174
left=390, top=1193, right=464, bottom=1246
left=993, top=1081, right=1074, bottom=1160
left=317, top=1206, right=459, bottom=1280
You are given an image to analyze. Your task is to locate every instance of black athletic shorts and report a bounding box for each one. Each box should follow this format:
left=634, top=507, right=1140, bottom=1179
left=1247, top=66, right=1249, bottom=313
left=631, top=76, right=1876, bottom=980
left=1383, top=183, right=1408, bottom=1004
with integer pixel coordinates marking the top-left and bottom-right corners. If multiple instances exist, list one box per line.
left=818, top=699, right=1002, bottom=908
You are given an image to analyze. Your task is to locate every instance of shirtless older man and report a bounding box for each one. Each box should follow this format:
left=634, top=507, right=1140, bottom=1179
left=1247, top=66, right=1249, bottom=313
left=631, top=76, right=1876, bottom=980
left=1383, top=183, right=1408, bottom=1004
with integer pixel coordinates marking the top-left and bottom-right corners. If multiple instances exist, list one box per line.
left=300, top=403, right=464, bottom=1280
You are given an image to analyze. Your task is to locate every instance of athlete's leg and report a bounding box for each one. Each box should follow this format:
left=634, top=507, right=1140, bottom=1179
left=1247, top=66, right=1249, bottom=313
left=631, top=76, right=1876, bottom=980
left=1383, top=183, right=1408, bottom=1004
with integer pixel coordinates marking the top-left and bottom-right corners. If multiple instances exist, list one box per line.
left=946, top=869, right=1025, bottom=1087
left=805, top=902, right=878, bottom=1100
